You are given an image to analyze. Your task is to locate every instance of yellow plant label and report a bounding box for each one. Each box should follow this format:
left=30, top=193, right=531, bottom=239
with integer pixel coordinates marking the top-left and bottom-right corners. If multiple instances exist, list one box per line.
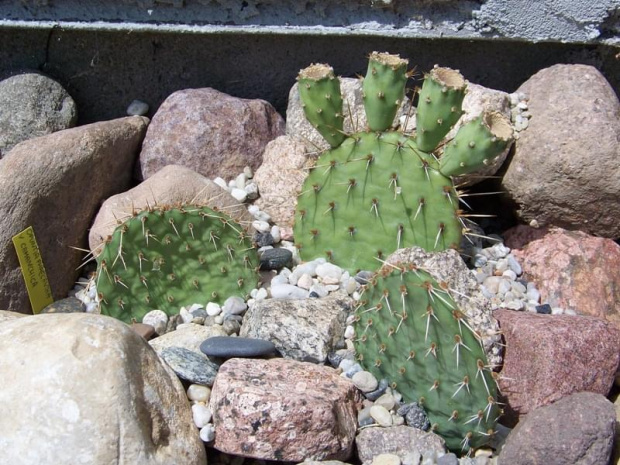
left=12, top=226, right=53, bottom=314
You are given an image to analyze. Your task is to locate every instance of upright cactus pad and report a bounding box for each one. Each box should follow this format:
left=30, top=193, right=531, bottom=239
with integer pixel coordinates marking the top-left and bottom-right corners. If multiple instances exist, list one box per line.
left=95, top=205, right=259, bottom=323
left=293, top=53, right=513, bottom=273
left=352, top=264, right=500, bottom=453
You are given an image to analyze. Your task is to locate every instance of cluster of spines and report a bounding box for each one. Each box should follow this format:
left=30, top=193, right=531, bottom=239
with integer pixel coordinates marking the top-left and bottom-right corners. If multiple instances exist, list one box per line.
left=94, top=205, right=258, bottom=323
left=351, top=263, right=501, bottom=454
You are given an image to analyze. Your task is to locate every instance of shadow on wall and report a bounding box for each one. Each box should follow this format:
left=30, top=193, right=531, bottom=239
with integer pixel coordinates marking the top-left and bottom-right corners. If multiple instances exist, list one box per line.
left=0, top=27, right=618, bottom=123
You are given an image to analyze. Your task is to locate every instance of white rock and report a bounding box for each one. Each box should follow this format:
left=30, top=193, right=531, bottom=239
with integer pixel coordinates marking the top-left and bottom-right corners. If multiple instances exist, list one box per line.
left=235, top=172, right=247, bottom=190
left=213, top=177, right=228, bottom=190
left=252, top=220, right=270, bottom=232
left=374, top=392, right=396, bottom=411
left=344, top=325, right=355, bottom=339
left=482, top=276, right=502, bottom=294
left=270, top=274, right=290, bottom=286
left=270, top=225, right=281, bottom=243
left=206, top=302, right=222, bottom=316
left=187, top=384, right=211, bottom=403
left=369, top=405, right=393, bottom=427
left=502, top=270, right=517, bottom=281
left=85, top=302, right=99, bottom=313
left=270, top=283, right=309, bottom=300
left=244, top=182, right=259, bottom=200
left=228, top=179, right=236, bottom=189
left=243, top=166, right=253, bottom=179
left=309, top=283, right=329, bottom=298
left=223, top=296, right=247, bottom=315
left=254, top=288, right=268, bottom=300
left=316, top=262, right=343, bottom=281
left=498, top=278, right=512, bottom=296
left=372, top=453, right=401, bottom=465
left=230, top=187, right=248, bottom=203
left=351, top=371, right=378, bottom=392
left=180, top=307, right=194, bottom=324
left=296, top=273, right=314, bottom=290
left=142, top=309, right=169, bottom=335
left=290, top=259, right=324, bottom=283
left=199, top=423, right=216, bottom=442
left=247, top=204, right=260, bottom=216
left=526, top=286, right=541, bottom=303
left=191, top=403, right=212, bottom=428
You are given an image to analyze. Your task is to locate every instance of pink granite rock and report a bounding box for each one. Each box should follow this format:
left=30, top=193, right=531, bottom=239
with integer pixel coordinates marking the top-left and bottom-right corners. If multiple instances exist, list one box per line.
left=210, top=357, right=361, bottom=461
left=137, top=88, right=285, bottom=181
left=508, top=227, right=620, bottom=329
left=502, top=64, right=620, bottom=238
left=494, top=309, right=620, bottom=426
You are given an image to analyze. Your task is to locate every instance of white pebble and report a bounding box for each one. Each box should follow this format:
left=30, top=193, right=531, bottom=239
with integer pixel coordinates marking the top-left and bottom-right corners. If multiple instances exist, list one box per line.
left=252, top=220, right=270, bottom=232
left=254, top=288, right=268, bottom=300
left=343, top=277, right=358, bottom=295
left=374, top=392, right=396, bottom=411
left=309, top=283, right=329, bottom=298
left=369, top=405, right=393, bottom=426
left=482, top=276, right=502, bottom=294
left=199, top=423, right=216, bottom=442
left=526, top=286, right=541, bottom=303
left=243, top=166, right=253, bottom=179
left=296, top=273, right=313, bottom=290
left=352, top=371, right=378, bottom=392
left=192, top=403, right=212, bottom=428
left=228, top=179, right=236, bottom=188
left=206, top=302, right=222, bottom=316
left=223, top=296, right=247, bottom=315
left=142, top=310, right=168, bottom=335
left=213, top=177, right=228, bottom=190
left=254, top=211, right=271, bottom=222
left=270, top=283, right=309, bottom=300
left=85, top=302, right=99, bottom=313
left=235, top=172, right=247, bottom=190
left=316, top=262, right=343, bottom=281
left=270, top=225, right=281, bottom=243
left=244, top=183, right=259, bottom=200
left=502, top=270, right=517, bottom=281
left=507, top=255, right=523, bottom=275
left=180, top=307, right=194, bottom=324
left=498, top=278, right=512, bottom=296
left=187, top=384, right=211, bottom=403
left=505, top=300, right=524, bottom=311
left=344, top=325, right=355, bottom=339
left=372, top=453, right=401, bottom=465
left=391, top=414, right=405, bottom=426
left=230, top=187, right=248, bottom=203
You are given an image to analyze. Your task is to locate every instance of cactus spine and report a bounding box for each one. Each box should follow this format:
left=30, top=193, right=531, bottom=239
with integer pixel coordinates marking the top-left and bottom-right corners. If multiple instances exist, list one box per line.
left=293, top=53, right=513, bottom=273
left=352, top=263, right=500, bottom=453
left=95, top=205, right=258, bottom=324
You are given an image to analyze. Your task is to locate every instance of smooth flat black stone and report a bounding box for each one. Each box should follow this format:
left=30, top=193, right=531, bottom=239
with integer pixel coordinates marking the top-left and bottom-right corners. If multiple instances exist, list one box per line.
left=259, top=248, right=292, bottom=271
left=200, top=336, right=277, bottom=359
left=160, top=346, right=219, bottom=386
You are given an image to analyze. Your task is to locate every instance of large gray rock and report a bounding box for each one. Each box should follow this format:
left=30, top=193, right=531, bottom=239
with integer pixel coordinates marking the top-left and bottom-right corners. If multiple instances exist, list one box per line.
left=0, top=313, right=205, bottom=464
left=89, top=164, right=253, bottom=256
left=0, top=117, right=149, bottom=313
left=498, top=392, right=616, bottom=465
left=137, top=88, right=285, bottom=181
left=240, top=292, right=352, bottom=363
left=502, top=64, right=620, bottom=238
left=0, top=73, right=77, bottom=158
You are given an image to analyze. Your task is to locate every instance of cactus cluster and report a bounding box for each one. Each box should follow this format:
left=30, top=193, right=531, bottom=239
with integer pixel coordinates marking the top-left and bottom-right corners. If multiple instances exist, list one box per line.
left=95, top=205, right=259, bottom=324
left=352, top=263, right=500, bottom=453
left=293, top=52, right=513, bottom=273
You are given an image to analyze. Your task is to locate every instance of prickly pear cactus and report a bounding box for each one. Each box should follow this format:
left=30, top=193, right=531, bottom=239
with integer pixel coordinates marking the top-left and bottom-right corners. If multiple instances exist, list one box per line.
left=95, top=205, right=259, bottom=323
left=293, top=52, right=513, bottom=272
left=352, top=263, right=500, bottom=453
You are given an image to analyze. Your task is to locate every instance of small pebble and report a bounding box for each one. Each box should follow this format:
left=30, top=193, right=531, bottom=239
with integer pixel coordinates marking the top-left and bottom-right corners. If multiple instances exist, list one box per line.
left=436, top=453, right=458, bottom=465
left=270, top=283, right=308, bottom=299
left=397, top=402, right=431, bottom=431
left=187, top=384, right=211, bottom=403
left=502, top=269, right=517, bottom=281
left=253, top=231, right=274, bottom=248
left=160, top=347, right=219, bottom=386
left=252, top=220, right=271, bottom=232
left=351, top=371, right=379, bottom=392
left=354, top=270, right=374, bottom=284
left=244, top=183, right=259, bottom=200
left=235, top=172, right=247, bottom=190
left=296, top=273, right=314, bottom=290
left=230, top=187, right=248, bottom=203
left=369, top=405, right=393, bottom=426
left=206, top=302, right=222, bottom=316
left=126, top=99, right=149, bottom=116
left=213, top=177, right=228, bottom=190
left=364, top=378, right=389, bottom=401
left=260, top=248, right=293, bottom=270
left=358, top=406, right=374, bottom=427
left=130, top=323, right=155, bottom=340
left=222, top=296, right=247, bottom=315
left=142, top=309, right=169, bottom=335
left=270, top=225, right=281, bottom=243
left=191, top=403, right=212, bottom=428
left=343, top=363, right=363, bottom=378
left=243, top=166, right=253, bottom=178
left=309, top=283, right=329, bottom=298
left=316, top=262, right=343, bottom=281
left=372, top=453, right=401, bottom=465
left=536, top=304, right=552, bottom=314
left=200, top=336, right=277, bottom=359
left=180, top=307, right=194, bottom=324
left=374, top=392, right=396, bottom=411
left=199, top=423, right=216, bottom=442
left=254, top=288, right=268, bottom=300
left=344, top=325, right=355, bottom=339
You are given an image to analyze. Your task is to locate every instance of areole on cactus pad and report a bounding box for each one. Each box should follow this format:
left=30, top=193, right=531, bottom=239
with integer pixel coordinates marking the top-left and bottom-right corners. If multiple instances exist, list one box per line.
left=94, top=205, right=259, bottom=324
left=293, top=52, right=514, bottom=273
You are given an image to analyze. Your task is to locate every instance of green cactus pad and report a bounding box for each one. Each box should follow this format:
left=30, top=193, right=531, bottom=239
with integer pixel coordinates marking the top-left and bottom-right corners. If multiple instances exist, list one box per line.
left=352, top=264, right=500, bottom=453
left=362, top=52, right=409, bottom=131
left=95, top=206, right=259, bottom=323
left=293, top=130, right=462, bottom=272
left=440, top=112, right=514, bottom=177
left=416, top=67, right=467, bottom=152
left=298, top=63, right=346, bottom=148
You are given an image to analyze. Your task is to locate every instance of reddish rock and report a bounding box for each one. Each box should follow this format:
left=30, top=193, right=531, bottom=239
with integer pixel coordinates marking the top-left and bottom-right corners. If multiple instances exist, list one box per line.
left=502, top=64, right=620, bottom=238
left=499, top=392, right=616, bottom=465
left=494, top=309, right=620, bottom=426
left=137, top=88, right=285, bottom=181
left=210, top=357, right=361, bottom=461
left=502, top=224, right=550, bottom=250
left=508, top=227, right=620, bottom=329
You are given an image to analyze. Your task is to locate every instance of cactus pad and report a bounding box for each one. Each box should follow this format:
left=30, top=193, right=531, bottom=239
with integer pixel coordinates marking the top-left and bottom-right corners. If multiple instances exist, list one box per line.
left=352, top=264, right=500, bottom=453
left=95, top=206, right=258, bottom=323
